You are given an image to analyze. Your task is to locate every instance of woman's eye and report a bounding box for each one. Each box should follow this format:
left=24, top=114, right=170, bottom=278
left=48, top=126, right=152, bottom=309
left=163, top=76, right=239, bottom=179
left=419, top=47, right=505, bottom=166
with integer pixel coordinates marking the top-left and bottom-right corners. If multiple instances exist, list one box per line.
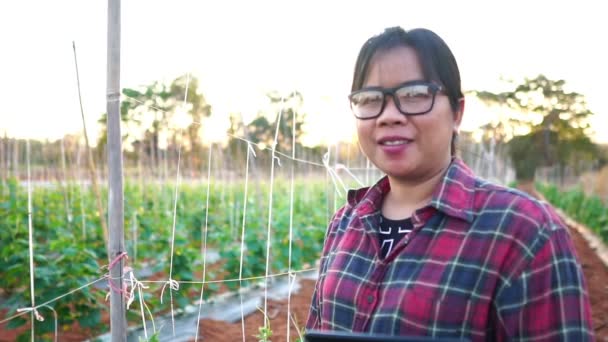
left=354, top=92, right=382, bottom=105
left=398, top=85, right=430, bottom=99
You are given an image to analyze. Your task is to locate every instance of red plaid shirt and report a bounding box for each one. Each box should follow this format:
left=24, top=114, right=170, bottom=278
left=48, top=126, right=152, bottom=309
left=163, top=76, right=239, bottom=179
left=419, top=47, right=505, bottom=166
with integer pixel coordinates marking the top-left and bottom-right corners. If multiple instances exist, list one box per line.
left=307, top=158, right=594, bottom=341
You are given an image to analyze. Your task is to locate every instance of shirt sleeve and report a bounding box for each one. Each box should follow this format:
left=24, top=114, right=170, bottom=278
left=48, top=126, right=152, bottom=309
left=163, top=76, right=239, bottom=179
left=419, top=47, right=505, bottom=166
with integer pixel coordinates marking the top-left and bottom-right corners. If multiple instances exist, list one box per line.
left=493, top=226, right=594, bottom=341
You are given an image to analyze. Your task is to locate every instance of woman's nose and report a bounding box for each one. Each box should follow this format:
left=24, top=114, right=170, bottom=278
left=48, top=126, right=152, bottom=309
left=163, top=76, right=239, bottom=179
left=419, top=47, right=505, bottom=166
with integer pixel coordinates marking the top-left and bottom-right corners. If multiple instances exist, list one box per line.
left=377, top=95, right=407, bottom=125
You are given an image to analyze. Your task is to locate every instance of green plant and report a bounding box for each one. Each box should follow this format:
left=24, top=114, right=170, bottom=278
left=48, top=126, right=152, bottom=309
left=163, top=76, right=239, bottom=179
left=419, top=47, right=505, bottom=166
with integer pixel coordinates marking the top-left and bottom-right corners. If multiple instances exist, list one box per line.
left=537, top=182, right=608, bottom=243
left=0, top=178, right=331, bottom=339
left=254, top=306, right=273, bottom=342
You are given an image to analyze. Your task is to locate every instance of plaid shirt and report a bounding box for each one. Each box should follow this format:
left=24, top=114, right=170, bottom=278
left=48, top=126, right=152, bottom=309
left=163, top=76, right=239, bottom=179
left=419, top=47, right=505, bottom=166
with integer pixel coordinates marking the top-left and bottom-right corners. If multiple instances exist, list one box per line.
left=307, top=158, right=594, bottom=341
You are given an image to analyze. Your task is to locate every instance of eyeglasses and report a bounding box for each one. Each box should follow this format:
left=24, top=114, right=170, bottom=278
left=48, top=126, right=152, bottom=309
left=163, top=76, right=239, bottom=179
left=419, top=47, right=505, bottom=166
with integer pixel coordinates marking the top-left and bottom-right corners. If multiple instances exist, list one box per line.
left=348, top=81, right=443, bottom=119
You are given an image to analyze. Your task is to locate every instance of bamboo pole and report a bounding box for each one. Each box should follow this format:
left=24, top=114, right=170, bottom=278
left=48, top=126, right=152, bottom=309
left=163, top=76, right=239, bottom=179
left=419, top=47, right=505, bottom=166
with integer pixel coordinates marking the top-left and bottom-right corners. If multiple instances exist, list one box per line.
left=59, top=137, right=73, bottom=225
left=72, top=42, right=109, bottom=249
left=106, top=0, right=127, bottom=340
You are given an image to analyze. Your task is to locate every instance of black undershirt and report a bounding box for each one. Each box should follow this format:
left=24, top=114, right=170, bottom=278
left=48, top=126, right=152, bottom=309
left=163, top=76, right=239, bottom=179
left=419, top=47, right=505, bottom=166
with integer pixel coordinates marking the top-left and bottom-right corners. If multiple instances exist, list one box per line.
left=378, top=215, right=413, bottom=259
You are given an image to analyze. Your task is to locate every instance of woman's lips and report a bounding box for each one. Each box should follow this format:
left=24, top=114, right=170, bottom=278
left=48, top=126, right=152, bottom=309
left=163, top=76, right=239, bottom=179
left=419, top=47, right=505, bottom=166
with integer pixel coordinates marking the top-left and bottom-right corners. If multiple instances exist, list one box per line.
left=378, top=137, right=412, bottom=156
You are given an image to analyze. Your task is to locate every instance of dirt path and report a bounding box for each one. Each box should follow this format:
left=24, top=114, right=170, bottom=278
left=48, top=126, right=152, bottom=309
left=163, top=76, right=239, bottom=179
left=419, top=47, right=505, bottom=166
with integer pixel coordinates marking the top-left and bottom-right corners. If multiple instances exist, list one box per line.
left=569, top=226, right=608, bottom=340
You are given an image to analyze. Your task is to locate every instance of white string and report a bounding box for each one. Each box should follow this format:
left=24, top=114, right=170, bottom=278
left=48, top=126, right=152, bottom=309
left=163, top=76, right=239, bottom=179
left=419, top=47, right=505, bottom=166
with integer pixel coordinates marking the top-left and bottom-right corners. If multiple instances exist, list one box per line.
left=226, top=133, right=324, bottom=168
left=287, top=272, right=298, bottom=340
left=335, top=163, right=365, bottom=188
left=286, top=94, right=297, bottom=341
left=322, top=152, right=348, bottom=198
left=194, top=142, right=213, bottom=342
left=25, top=138, right=36, bottom=342
left=263, top=97, right=284, bottom=330
left=162, top=140, right=181, bottom=336
left=164, top=72, right=190, bottom=336
left=238, top=143, right=255, bottom=342
left=290, top=305, right=304, bottom=342
left=42, top=305, right=58, bottom=342
left=132, top=211, right=138, bottom=265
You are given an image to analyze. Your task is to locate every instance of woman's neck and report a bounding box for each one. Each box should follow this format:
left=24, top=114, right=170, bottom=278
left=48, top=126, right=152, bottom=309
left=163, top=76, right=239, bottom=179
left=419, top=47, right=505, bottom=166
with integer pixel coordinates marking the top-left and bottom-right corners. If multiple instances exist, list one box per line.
left=382, top=162, right=450, bottom=220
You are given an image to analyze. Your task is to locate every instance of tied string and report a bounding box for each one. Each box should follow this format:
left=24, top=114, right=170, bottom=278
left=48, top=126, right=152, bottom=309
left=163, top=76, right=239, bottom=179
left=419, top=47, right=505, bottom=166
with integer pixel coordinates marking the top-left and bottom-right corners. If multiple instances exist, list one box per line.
left=16, top=307, right=44, bottom=322
left=126, top=269, right=156, bottom=339
left=101, top=252, right=157, bottom=339
left=160, top=279, right=180, bottom=304
left=102, top=252, right=129, bottom=300
left=16, top=305, right=59, bottom=342
left=126, top=270, right=148, bottom=309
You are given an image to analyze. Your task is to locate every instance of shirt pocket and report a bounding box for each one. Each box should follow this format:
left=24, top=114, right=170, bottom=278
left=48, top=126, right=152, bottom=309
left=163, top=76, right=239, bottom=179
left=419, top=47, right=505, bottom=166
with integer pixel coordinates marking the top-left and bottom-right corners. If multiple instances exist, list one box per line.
left=398, top=286, right=473, bottom=337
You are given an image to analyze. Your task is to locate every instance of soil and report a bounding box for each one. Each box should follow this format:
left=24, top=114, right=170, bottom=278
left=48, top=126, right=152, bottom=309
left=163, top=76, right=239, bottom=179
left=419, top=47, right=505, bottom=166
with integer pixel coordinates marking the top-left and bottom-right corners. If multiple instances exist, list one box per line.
left=196, top=279, right=315, bottom=342
left=1, top=227, right=607, bottom=341
left=570, top=225, right=608, bottom=340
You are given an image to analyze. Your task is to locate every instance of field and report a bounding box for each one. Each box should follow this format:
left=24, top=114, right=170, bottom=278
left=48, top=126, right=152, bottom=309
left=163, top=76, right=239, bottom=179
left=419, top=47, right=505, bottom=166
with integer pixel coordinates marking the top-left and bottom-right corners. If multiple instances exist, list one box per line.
left=0, top=177, right=332, bottom=341
left=0, top=172, right=607, bottom=341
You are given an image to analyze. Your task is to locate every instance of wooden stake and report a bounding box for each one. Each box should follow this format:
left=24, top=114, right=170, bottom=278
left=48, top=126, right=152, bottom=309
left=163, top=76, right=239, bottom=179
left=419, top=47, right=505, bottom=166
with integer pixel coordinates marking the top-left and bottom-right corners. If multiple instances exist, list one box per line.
left=106, top=0, right=126, bottom=340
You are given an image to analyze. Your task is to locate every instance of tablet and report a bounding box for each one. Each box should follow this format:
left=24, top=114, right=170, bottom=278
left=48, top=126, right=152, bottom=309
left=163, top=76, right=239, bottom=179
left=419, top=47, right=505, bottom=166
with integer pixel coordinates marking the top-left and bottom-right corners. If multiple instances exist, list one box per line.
left=304, top=330, right=469, bottom=342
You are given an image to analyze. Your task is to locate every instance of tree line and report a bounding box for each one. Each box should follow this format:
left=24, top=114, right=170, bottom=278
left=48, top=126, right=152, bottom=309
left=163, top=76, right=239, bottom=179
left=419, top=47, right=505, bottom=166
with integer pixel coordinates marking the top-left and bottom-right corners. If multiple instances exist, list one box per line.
left=2, top=74, right=606, bottom=187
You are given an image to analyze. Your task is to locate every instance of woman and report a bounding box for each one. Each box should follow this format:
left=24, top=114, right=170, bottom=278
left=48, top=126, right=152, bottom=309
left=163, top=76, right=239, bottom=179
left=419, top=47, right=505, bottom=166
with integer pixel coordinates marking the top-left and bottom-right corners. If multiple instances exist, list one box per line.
left=306, top=27, right=593, bottom=341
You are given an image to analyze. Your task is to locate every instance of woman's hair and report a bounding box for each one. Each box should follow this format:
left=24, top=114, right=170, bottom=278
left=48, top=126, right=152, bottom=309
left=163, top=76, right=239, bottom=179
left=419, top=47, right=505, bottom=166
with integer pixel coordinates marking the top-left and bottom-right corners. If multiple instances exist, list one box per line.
left=351, top=27, right=463, bottom=155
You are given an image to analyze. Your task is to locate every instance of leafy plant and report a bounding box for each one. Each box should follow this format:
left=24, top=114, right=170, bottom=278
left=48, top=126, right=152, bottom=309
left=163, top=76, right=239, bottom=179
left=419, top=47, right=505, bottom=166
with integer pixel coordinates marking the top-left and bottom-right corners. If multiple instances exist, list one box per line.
left=0, top=177, right=331, bottom=340
left=537, top=182, right=608, bottom=243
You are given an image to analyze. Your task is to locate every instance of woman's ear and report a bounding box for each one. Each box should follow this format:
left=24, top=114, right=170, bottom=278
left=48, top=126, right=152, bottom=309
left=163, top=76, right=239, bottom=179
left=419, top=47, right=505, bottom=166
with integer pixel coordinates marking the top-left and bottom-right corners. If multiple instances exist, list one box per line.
left=453, top=97, right=465, bottom=133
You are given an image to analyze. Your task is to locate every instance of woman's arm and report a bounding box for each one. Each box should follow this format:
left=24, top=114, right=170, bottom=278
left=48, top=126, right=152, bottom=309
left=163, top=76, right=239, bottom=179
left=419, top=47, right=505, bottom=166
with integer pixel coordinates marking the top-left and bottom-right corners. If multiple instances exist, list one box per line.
left=493, top=225, right=594, bottom=341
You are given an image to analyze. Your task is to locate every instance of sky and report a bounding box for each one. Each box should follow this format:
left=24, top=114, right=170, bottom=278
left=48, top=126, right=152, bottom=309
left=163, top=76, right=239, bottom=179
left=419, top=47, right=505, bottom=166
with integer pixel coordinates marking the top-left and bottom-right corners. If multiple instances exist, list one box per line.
left=1, top=0, right=607, bottom=146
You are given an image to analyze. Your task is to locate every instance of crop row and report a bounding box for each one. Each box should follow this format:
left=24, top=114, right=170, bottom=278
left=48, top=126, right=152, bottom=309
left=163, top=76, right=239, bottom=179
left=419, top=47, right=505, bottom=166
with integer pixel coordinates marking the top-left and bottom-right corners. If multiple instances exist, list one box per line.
left=537, top=183, right=608, bottom=243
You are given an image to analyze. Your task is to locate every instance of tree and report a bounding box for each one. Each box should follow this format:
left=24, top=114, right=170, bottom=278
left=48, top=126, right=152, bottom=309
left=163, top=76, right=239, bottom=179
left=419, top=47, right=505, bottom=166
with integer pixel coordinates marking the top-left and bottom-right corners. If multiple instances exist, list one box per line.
left=474, top=75, right=598, bottom=185
left=246, top=90, right=306, bottom=154
left=96, top=75, right=212, bottom=173
left=169, top=75, right=212, bottom=172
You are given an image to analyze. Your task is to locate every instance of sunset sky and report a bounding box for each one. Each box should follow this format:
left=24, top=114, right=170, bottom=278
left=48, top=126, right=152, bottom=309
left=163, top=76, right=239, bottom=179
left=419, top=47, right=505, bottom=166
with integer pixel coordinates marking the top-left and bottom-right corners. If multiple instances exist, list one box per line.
left=1, top=0, right=606, bottom=146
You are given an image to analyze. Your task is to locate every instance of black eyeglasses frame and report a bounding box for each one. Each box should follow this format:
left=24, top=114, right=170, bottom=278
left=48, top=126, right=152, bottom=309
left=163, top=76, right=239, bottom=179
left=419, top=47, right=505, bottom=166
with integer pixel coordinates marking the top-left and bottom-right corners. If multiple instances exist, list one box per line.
left=348, top=80, right=444, bottom=120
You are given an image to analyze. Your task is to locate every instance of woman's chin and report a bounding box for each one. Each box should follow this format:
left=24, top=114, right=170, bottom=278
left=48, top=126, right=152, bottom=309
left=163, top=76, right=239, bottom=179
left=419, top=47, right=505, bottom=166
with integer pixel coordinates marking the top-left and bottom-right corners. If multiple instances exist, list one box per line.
left=381, top=165, right=417, bottom=180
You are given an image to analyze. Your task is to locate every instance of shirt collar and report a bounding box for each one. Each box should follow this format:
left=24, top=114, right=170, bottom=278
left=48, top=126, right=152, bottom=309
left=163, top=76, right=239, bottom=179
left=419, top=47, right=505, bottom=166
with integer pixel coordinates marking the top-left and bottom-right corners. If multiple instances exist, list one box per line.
left=346, top=158, right=476, bottom=223
left=429, top=158, right=476, bottom=223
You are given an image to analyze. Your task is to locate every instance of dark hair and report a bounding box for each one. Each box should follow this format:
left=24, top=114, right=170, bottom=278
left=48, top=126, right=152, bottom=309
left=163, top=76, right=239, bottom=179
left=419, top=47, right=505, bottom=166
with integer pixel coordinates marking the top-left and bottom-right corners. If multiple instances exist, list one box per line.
left=351, top=27, right=463, bottom=155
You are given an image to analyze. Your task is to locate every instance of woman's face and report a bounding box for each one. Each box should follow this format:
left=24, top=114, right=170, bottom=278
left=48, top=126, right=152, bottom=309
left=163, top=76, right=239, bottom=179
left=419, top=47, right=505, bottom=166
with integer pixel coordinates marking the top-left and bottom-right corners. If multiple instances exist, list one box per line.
left=355, top=46, right=463, bottom=184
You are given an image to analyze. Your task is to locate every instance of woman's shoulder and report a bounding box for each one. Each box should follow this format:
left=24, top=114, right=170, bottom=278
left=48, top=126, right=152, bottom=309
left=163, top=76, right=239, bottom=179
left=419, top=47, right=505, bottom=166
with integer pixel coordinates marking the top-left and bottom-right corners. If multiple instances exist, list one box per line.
left=437, top=159, right=562, bottom=231
left=471, top=176, right=565, bottom=232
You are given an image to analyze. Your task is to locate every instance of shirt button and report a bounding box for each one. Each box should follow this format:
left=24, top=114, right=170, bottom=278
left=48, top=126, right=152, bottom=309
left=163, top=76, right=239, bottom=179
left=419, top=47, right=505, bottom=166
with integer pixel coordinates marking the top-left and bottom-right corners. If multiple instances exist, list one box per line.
left=367, top=295, right=374, bottom=303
